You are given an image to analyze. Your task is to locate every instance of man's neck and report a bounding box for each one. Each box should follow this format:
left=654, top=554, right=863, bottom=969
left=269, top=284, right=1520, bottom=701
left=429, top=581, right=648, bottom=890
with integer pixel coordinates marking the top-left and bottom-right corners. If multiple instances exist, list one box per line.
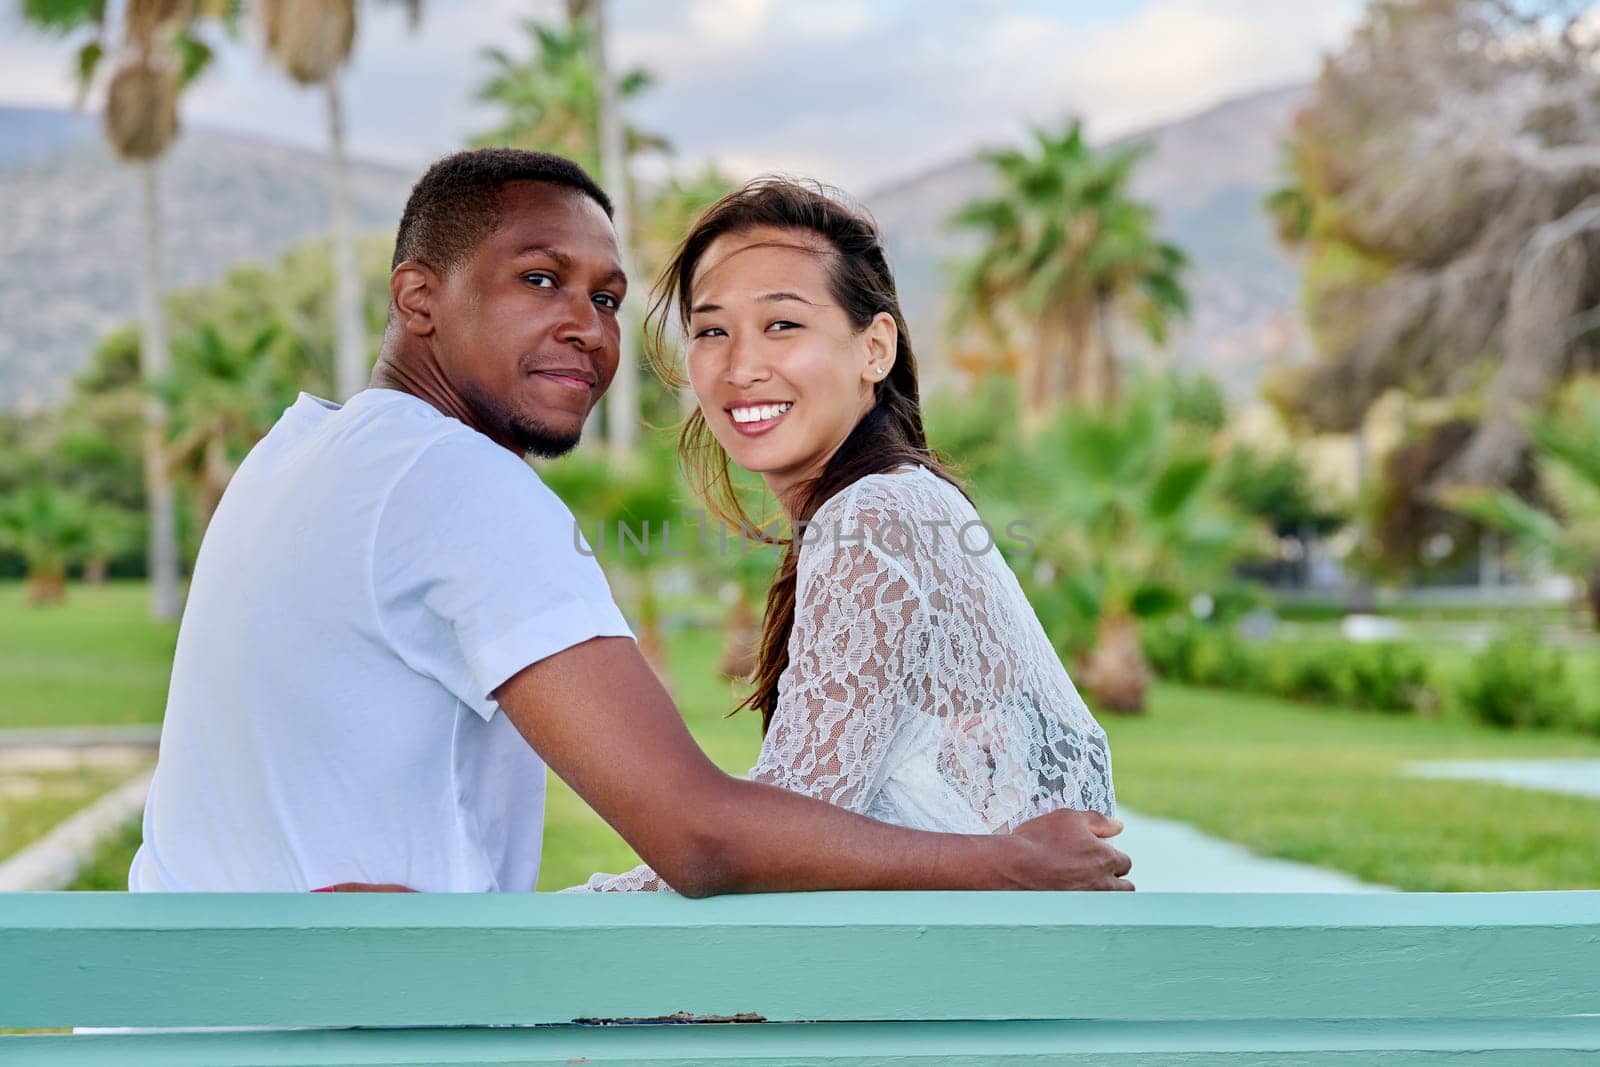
left=367, top=353, right=518, bottom=455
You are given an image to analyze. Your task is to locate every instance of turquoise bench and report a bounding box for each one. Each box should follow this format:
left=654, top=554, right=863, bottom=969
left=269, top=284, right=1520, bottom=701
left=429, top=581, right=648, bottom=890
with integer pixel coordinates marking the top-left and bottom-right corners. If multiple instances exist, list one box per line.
left=3, top=891, right=1598, bottom=1063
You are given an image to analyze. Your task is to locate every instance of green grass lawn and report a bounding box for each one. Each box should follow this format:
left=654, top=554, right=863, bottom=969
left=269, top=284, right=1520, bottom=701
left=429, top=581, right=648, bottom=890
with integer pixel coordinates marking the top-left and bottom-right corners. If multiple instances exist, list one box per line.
left=0, top=582, right=178, bottom=729
left=1103, top=684, right=1600, bottom=891
left=2, top=581, right=1594, bottom=892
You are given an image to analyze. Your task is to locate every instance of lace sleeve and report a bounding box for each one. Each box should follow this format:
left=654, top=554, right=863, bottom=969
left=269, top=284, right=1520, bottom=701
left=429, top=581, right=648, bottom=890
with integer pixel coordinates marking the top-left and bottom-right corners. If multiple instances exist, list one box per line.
left=749, top=496, right=924, bottom=813
left=565, top=490, right=925, bottom=892
left=561, top=863, right=668, bottom=893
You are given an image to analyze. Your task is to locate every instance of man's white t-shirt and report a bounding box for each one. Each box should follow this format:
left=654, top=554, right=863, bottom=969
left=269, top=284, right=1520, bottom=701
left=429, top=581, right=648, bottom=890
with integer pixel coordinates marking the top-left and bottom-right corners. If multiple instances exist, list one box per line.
left=130, top=388, right=632, bottom=892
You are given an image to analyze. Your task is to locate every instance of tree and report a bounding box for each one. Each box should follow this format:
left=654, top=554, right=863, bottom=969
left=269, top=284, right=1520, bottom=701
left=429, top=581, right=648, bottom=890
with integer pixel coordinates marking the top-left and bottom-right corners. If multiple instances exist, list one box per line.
left=257, top=0, right=360, bottom=404
left=1449, top=376, right=1600, bottom=629
left=257, top=0, right=421, bottom=402
left=715, top=542, right=779, bottom=683
left=1219, top=444, right=1346, bottom=539
left=57, top=233, right=396, bottom=562
left=473, top=9, right=666, bottom=454
left=940, top=378, right=1253, bottom=713
left=949, top=122, right=1188, bottom=426
left=22, top=0, right=229, bottom=620
left=636, top=166, right=734, bottom=285
left=82, top=503, right=141, bottom=585
left=575, top=0, right=638, bottom=455
left=638, top=165, right=735, bottom=420
left=0, top=484, right=90, bottom=605
left=1268, top=0, right=1600, bottom=488
left=535, top=435, right=683, bottom=682
left=156, top=321, right=297, bottom=537
left=471, top=17, right=662, bottom=178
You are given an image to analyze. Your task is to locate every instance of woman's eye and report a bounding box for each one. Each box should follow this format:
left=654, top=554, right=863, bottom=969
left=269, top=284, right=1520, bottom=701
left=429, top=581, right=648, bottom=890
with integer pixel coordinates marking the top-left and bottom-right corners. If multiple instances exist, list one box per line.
left=693, top=326, right=727, bottom=339
left=768, top=320, right=801, bottom=332
left=522, top=272, right=556, bottom=288
left=593, top=292, right=620, bottom=310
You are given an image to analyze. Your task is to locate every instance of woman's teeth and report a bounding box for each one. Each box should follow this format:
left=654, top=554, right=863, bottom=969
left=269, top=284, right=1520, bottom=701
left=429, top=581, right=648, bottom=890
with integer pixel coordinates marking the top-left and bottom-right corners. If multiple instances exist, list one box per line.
left=731, top=402, right=793, bottom=424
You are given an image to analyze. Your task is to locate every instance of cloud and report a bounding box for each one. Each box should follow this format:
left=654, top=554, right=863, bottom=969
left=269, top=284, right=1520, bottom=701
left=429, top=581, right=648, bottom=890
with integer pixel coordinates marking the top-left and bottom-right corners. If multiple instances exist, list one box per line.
left=0, top=0, right=1362, bottom=190
left=1059, top=0, right=1363, bottom=137
left=617, top=0, right=1360, bottom=191
left=686, top=0, right=780, bottom=45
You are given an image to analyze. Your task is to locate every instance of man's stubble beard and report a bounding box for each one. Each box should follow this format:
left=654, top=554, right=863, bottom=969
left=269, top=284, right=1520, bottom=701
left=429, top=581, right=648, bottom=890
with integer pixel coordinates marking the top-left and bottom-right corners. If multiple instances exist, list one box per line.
left=509, top=409, right=583, bottom=459
left=458, top=376, right=585, bottom=459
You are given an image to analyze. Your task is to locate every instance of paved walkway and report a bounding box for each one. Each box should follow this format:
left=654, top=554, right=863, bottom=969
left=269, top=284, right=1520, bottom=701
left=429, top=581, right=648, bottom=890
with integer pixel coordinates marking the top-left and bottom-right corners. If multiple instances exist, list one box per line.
left=0, top=767, right=151, bottom=891
left=0, top=724, right=160, bottom=749
left=1116, top=809, right=1393, bottom=893
left=0, top=728, right=159, bottom=890
left=1404, top=759, right=1600, bottom=802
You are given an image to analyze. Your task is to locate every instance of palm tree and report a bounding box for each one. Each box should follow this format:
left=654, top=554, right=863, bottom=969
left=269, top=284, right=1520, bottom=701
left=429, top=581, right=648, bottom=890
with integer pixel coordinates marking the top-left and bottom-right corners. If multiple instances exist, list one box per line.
left=472, top=17, right=663, bottom=177
left=22, top=0, right=226, bottom=620
left=636, top=166, right=733, bottom=281
left=973, top=381, right=1253, bottom=713
left=638, top=166, right=734, bottom=417
left=256, top=0, right=377, bottom=402
left=0, top=484, right=90, bottom=606
left=714, top=532, right=781, bottom=683
left=473, top=9, right=665, bottom=455
left=156, top=321, right=296, bottom=540
left=82, top=503, right=140, bottom=586
left=1448, top=377, right=1600, bottom=631
left=255, top=0, right=422, bottom=402
left=570, top=0, right=637, bottom=454
left=950, top=122, right=1188, bottom=427
left=535, top=437, right=682, bottom=683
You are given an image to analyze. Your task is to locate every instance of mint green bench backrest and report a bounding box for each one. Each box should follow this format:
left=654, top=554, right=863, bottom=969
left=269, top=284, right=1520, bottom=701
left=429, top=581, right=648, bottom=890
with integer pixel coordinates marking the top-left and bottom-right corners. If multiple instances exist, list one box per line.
left=2, top=891, right=1598, bottom=1063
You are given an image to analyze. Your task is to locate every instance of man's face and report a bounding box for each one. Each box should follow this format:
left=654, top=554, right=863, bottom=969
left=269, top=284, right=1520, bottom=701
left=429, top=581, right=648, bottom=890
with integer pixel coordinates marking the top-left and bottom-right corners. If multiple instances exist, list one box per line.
left=430, top=181, right=625, bottom=457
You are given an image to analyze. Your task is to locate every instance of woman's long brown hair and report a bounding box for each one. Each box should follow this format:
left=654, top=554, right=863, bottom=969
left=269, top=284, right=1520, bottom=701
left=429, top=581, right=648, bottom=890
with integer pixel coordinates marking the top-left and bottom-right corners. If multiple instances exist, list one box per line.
left=647, top=177, right=966, bottom=732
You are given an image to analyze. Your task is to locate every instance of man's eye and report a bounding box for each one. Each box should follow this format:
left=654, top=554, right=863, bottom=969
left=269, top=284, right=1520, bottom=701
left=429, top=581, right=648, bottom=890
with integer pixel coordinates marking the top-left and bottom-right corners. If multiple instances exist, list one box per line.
left=523, top=272, right=556, bottom=288
left=593, top=292, right=620, bottom=310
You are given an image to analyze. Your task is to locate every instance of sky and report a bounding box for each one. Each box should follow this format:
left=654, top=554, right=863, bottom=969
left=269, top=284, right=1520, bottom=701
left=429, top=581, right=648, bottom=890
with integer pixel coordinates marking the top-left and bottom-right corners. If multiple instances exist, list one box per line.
left=0, top=0, right=1363, bottom=192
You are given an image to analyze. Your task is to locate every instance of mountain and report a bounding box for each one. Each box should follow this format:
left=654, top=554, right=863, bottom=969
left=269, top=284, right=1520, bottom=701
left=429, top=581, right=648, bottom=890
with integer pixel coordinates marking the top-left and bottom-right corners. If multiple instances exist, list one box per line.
left=2, top=84, right=1312, bottom=410
left=863, top=83, right=1312, bottom=398
left=0, top=107, right=415, bottom=411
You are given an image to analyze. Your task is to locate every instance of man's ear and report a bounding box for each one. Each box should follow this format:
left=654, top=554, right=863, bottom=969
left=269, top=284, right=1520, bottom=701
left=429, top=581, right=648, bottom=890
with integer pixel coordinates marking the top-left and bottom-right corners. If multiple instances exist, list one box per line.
left=391, top=260, right=439, bottom=338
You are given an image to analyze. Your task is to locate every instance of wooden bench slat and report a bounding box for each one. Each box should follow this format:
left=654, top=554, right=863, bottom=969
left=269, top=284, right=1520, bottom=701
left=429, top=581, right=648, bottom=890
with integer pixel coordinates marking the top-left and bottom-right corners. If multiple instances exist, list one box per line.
left=4, top=892, right=1598, bottom=1029
left=5, top=1017, right=1600, bottom=1065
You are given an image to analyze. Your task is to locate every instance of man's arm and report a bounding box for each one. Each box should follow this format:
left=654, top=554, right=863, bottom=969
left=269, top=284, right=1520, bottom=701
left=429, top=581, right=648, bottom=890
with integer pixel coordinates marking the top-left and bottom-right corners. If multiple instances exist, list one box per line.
left=496, top=636, right=1132, bottom=897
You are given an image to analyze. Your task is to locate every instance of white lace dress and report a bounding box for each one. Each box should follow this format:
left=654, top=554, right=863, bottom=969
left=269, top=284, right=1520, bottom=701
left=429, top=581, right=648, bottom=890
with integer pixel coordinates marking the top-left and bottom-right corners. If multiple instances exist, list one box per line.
left=568, top=465, right=1116, bottom=892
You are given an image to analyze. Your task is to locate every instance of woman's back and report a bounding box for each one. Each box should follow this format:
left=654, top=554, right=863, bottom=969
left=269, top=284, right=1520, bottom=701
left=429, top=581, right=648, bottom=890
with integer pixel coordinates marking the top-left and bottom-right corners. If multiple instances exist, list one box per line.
left=758, top=465, right=1116, bottom=834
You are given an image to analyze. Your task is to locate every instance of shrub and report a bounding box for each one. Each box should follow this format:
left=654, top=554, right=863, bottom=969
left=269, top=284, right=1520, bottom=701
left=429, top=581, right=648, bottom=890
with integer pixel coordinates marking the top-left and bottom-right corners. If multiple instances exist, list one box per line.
left=1342, top=643, right=1433, bottom=713
left=1265, top=644, right=1351, bottom=705
left=1454, top=636, right=1577, bottom=730
left=1142, top=619, right=1205, bottom=680
left=1188, top=629, right=1268, bottom=689
left=1143, top=620, right=1439, bottom=716
left=1141, top=620, right=1262, bottom=688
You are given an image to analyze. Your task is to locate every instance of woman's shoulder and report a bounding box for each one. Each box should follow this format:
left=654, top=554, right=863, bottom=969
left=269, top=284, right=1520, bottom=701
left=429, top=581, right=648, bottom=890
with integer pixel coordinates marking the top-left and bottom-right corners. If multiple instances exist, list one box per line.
left=803, top=465, right=975, bottom=575
left=814, top=464, right=966, bottom=522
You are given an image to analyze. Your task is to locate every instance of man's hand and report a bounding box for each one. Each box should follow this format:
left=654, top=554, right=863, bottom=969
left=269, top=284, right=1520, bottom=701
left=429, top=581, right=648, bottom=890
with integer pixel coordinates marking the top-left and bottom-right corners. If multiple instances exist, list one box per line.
left=1006, top=810, right=1134, bottom=891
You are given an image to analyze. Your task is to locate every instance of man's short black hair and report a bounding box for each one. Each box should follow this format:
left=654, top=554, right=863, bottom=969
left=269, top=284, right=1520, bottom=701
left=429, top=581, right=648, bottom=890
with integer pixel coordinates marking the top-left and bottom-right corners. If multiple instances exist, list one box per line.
left=391, top=148, right=614, bottom=273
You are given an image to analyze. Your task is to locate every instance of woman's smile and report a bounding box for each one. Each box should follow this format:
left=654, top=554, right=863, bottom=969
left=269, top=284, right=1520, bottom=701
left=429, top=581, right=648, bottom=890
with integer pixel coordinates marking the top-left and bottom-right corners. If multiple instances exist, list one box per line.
left=727, top=400, right=794, bottom=436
